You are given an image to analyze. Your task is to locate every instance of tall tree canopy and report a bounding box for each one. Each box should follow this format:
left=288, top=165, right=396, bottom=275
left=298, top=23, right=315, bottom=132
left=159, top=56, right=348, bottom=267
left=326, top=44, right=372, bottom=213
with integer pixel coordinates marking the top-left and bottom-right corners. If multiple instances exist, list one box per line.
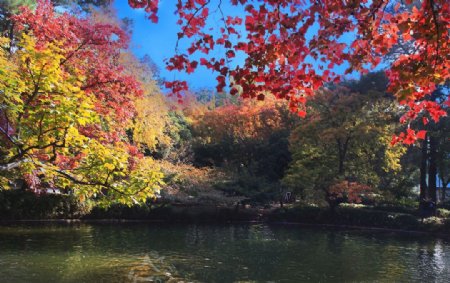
left=0, top=0, right=162, bottom=205
left=128, top=0, right=449, bottom=142
left=192, top=98, right=295, bottom=180
left=283, top=73, right=410, bottom=204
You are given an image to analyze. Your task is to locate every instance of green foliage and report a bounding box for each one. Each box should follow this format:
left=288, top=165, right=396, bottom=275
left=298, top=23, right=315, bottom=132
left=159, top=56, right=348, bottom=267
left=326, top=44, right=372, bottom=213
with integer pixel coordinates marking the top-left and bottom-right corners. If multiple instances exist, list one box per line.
left=283, top=72, right=414, bottom=205
left=87, top=203, right=259, bottom=223
left=156, top=160, right=239, bottom=206
left=372, top=197, right=419, bottom=214
left=0, top=0, right=35, bottom=13
left=153, top=111, right=193, bottom=162
left=88, top=202, right=153, bottom=219
left=270, top=205, right=422, bottom=230
left=192, top=99, right=296, bottom=184
left=214, top=175, right=279, bottom=205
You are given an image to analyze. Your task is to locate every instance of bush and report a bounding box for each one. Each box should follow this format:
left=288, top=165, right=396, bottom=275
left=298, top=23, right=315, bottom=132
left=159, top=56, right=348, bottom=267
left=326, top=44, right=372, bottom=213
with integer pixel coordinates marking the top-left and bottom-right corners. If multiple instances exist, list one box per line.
left=444, top=219, right=450, bottom=232
left=371, top=197, right=419, bottom=215
left=0, top=189, right=91, bottom=219
left=87, top=203, right=154, bottom=219
left=440, top=200, right=450, bottom=210
left=437, top=208, right=450, bottom=218
left=214, top=174, right=279, bottom=205
left=269, top=205, right=327, bottom=223
left=370, top=205, right=418, bottom=215
left=269, top=205, right=422, bottom=230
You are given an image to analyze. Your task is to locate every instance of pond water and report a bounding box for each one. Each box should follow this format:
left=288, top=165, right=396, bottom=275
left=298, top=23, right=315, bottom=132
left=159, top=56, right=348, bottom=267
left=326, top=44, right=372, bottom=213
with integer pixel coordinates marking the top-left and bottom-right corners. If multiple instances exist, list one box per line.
left=0, top=223, right=449, bottom=282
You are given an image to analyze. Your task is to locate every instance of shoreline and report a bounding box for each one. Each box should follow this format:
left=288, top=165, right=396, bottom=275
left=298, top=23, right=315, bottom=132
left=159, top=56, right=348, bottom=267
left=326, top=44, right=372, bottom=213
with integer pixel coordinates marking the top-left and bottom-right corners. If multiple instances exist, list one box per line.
left=1, top=217, right=449, bottom=238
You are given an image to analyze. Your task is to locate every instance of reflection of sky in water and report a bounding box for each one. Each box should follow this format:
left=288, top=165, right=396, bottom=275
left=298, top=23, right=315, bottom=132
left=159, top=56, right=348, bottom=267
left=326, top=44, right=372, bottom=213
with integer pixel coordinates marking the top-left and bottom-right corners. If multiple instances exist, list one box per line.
left=0, top=224, right=449, bottom=282
left=415, top=239, right=449, bottom=281
left=434, top=240, right=447, bottom=274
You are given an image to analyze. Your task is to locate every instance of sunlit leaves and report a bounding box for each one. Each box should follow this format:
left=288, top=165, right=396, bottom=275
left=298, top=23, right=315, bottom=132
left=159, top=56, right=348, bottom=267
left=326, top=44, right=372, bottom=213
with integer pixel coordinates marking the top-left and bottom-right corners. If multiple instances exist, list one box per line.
left=0, top=1, right=162, bottom=206
left=129, top=0, right=449, bottom=143
left=284, top=76, right=407, bottom=201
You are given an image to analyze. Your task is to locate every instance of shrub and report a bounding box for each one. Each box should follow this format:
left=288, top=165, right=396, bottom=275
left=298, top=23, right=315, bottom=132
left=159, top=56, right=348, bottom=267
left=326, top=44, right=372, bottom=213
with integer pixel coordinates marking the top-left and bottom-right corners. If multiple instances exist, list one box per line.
left=214, top=174, right=279, bottom=205
left=269, top=205, right=422, bottom=230
left=0, top=189, right=91, bottom=219
left=437, top=208, right=450, bottom=218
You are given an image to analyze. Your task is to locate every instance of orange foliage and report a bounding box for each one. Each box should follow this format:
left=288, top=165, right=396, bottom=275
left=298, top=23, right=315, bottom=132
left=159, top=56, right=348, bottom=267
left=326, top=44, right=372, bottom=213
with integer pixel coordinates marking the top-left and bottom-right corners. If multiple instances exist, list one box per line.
left=193, top=98, right=293, bottom=144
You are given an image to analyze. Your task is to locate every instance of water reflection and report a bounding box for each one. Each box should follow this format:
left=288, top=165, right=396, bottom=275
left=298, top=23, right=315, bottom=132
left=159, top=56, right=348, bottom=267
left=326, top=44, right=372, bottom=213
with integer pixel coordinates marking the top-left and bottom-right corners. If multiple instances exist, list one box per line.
left=414, top=239, right=450, bottom=282
left=0, top=224, right=449, bottom=282
left=127, top=252, right=181, bottom=282
left=434, top=240, right=447, bottom=274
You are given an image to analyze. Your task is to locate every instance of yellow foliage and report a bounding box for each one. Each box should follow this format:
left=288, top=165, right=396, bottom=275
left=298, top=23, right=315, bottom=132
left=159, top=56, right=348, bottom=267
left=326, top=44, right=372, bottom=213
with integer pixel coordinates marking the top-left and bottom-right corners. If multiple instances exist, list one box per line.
left=0, top=33, right=163, bottom=206
left=132, top=94, right=174, bottom=150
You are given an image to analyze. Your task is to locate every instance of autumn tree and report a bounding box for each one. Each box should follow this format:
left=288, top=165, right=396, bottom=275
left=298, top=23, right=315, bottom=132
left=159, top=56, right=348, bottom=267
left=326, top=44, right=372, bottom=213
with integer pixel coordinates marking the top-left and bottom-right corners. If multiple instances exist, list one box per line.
left=194, top=98, right=293, bottom=170
left=283, top=73, right=408, bottom=205
left=0, top=1, right=162, bottom=205
left=88, top=5, right=188, bottom=162
left=128, top=0, right=448, bottom=142
left=119, top=52, right=177, bottom=159
left=190, top=97, right=296, bottom=201
left=0, top=0, right=111, bottom=45
left=414, top=85, right=450, bottom=207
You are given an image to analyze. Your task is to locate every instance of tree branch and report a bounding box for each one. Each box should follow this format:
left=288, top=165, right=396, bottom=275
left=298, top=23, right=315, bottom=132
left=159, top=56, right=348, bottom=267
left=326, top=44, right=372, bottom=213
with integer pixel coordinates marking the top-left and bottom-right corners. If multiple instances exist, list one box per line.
left=0, top=160, right=22, bottom=171
left=175, top=0, right=211, bottom=53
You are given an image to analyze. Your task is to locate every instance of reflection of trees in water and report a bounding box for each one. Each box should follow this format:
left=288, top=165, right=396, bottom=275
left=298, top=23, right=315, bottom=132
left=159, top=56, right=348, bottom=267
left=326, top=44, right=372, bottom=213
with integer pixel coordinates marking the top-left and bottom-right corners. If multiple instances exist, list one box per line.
left=26, top=226, right=185, bottom=282
left=416, top=239, right=449, bottom=282
left=374, top=242, right=406, bottom=282
left=184, top=224, right=253, bottom=247
left=177, top=226, right=450, bottom=282
left=2, top=225, right=450, bottom=282
left=61, top=249, right=189, bottom=282
left=185, top=225, right=208, bottom=246
left=326, top=232, right=344, bottom=255
left=127, top=252, right=184, bottom=283
left=248, top=224, right=275, bottom=242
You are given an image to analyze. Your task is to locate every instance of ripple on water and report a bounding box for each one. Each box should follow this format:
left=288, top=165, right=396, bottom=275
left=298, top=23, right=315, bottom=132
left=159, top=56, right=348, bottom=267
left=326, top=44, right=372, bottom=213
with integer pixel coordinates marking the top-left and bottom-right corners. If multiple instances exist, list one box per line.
left=0, top=224, right=449, bottom=282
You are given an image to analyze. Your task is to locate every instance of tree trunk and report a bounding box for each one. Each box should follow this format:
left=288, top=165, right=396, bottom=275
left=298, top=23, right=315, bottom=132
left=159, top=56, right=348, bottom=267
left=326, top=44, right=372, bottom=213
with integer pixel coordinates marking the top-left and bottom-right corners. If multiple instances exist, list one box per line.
left=442, top=183, right=447, bottom=201
left=279, top=185, right=284, bottom=208
left=7, top=21, right=14, bottom=54
left=337, top=137, right=350, bottom=176
left=428, top=135, right=437, bottom=204
left=440, top=177, right=449, bottom=201
left=338, top=158, right=344, bottom=176
left=419, top=136, right=428, bottom=204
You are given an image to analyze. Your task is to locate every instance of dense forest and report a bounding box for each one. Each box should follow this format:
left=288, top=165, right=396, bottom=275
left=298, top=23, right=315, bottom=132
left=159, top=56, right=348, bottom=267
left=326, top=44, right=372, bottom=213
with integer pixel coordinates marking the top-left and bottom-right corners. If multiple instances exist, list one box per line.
left=0, top=0, right=448, bottom=223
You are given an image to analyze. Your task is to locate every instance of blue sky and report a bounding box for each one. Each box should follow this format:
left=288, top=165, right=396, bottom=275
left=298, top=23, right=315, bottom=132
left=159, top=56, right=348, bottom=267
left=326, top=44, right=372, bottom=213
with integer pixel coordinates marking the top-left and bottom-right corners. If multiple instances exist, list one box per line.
left=113, top=1, right=361, bottom=91
left=114, top=0, right=239, bottom=90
